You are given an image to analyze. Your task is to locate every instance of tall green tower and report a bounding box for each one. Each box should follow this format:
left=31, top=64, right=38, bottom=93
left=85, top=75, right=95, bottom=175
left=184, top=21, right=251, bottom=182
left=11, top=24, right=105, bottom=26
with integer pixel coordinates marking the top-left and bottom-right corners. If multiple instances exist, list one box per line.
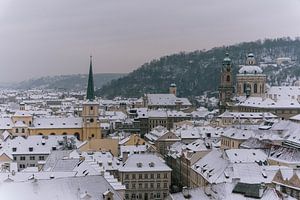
left=86, top=55, right=95, bottom=101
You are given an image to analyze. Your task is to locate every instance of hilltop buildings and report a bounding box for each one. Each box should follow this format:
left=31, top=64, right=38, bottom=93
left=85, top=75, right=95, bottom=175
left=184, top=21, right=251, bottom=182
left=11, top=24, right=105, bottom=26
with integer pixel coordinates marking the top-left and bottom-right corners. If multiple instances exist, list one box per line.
left=219, top=53, right=300, bottom=119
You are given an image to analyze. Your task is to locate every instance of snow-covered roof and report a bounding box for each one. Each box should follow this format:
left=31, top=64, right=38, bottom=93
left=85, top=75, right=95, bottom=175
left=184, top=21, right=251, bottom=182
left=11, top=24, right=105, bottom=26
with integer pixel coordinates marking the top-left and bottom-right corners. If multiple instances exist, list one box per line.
left=238, top=65, right=263, bottom=74
left=120, top=145, right=148, bottom=158
left=0, top=175, right=123, bottom=200
left=268, top=146, right=300, bottom=164
left=218, top=111, right=277, bottom=119
left=32, top=117, right=82, bottom=129
left=191, top=150, right=230, bottom=184
left=225, top=149, right=267, bottom=164
left=237, top=96, right=300, bottom=109
left=0, top=117, right=13, bottom=130
left=146, top=94, right=191, bottom=106
left=1, top=135, right=81, bottom=156
left=119, top=154, right=171, bottom=172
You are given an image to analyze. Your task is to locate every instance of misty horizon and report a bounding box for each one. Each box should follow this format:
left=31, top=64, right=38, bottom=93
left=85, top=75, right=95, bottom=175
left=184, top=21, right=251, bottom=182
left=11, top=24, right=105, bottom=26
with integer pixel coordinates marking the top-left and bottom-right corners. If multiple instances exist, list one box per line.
left=1, top=0, right=300, bottom=82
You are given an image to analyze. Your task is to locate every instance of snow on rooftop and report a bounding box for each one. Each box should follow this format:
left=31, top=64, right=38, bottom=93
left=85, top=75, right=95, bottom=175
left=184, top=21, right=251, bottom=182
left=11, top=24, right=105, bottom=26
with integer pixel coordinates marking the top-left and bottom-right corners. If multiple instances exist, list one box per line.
left=238, top=65, right=263, bottom=74
left=32, top=117, right=82, bottom=129
left=0, top=175, right=123, bottom=200
left=119, top=153, right=171, bottom=172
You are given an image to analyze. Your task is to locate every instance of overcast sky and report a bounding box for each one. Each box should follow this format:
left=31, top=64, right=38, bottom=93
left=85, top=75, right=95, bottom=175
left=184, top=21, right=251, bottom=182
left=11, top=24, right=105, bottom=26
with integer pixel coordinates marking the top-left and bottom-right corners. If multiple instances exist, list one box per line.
left=0, top=0, right=300, bottom=82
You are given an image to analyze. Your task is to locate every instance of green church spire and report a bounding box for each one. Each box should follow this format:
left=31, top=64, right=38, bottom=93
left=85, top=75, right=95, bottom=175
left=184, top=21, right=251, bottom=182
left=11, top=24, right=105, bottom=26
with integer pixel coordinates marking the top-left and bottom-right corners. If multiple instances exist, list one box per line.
left=86, top=55, right=95, bottom=101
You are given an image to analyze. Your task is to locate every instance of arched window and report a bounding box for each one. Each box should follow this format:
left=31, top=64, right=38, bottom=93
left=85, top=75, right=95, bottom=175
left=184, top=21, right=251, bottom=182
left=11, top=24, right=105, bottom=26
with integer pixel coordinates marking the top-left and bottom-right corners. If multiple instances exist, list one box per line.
left=254, top=83, right=257, bottom=93
left=243, top=83, right=247, bottom=93
left=90, top=118, right=94, bottom=123
left=21, top=128, right=25, bottom=133
left=62, top=132, right=67, bottom=135
left=50, top=133, right=55, bottom=135
left=16, top=128, right=19, bottom=133
left=74, top=133, right=80, bottom=140
left=91, top=134, right=95, bottom=138
left=226, top=75, right=230, bottom=82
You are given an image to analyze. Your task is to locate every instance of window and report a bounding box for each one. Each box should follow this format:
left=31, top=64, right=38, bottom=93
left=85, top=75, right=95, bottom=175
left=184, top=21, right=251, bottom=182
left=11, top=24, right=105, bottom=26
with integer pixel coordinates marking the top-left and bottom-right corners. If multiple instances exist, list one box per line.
left=243, top=83, right=247, bottom=93
left=157, top=173, right=161, bottom=179
left=254, top=83, right=257, bottom=93
left=12, top=147, right=17, bottom=152
left=226, top=75, right=230, bottom=82
left=145, top=183, right=148, bottom=189
left=19, top=164, right=25, bottom=169
left=150, top=174, right=154, bottom=179
left=39, top=156, right=45, bottom=161
left=132, top=183, right=136, bottom=189
left=90, top=106, right=93, bottom=110
left=164, top=182, right=168, bottom=188
left=139, top=174, right=143, bottom=179
left=157, top=193, right=161, bottom=198
left=16, top=129, right=18, bottom=133
left=144, top=174, right=148, bottom=179
left=22, top=128, right=25, bottom=133
left=125, top=194, right=129, bottom=199
left=30, top=156, right=35, bottom=160
left=125, top=174, right=129, bottom=180
left=164, top=173, right=168, bottom=178
left=132, top=174, right=136, bottom=179
left=157, top=183, right=160, bottom=188
left=20, top=156, right=26, bottom=161
left=13, top=156, right=16, bottom=161
left=74, top=133, right=80, bottom=140
left=90, top=118, right=94, bottom=123
left=150, top=183, right=154, bottom=188
left=139, top=183, right=142, bottom=189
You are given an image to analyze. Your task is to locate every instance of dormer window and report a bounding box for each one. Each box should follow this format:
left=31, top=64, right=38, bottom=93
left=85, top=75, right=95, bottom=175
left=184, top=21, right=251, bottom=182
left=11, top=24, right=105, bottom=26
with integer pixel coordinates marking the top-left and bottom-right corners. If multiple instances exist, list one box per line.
left=12, top=147, right=17, bottom=152
left=149, top=162, right=155, bottom=167
left=29, top=147, right=33, bottom=152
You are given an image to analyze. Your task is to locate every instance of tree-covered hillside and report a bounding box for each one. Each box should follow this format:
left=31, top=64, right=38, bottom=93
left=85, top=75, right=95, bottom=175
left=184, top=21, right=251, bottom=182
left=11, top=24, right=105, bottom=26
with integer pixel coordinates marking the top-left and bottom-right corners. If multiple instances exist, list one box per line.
left=11, top=73, right=125, bottom=91
left=96, top=38, right=300, bottom=98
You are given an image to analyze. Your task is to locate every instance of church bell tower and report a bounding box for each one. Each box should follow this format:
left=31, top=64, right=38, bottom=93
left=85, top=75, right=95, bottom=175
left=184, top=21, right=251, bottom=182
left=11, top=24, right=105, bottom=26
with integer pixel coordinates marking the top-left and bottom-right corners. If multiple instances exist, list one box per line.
left=219, top=53, right=234, bottom=114
left=82, top=56, right=102, bottom=140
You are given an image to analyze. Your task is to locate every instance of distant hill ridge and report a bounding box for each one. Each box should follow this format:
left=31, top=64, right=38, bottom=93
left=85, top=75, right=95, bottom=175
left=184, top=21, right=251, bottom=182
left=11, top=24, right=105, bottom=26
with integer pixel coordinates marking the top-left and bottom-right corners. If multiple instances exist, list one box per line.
left=10, top=73, right=126, bottom=91
left=96, top=37, right=300, bottom=98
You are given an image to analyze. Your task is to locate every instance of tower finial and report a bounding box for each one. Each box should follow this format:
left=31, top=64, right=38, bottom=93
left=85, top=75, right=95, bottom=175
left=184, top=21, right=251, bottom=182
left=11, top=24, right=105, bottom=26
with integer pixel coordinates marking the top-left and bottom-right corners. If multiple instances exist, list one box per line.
left=86, top=55, right=95, bottom=101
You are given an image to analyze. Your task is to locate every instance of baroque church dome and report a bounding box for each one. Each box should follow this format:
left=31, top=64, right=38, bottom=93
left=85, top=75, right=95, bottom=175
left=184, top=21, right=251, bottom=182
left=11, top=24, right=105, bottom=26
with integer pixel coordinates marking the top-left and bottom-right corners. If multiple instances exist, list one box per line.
left=239, top=65, right=263, bottom=74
